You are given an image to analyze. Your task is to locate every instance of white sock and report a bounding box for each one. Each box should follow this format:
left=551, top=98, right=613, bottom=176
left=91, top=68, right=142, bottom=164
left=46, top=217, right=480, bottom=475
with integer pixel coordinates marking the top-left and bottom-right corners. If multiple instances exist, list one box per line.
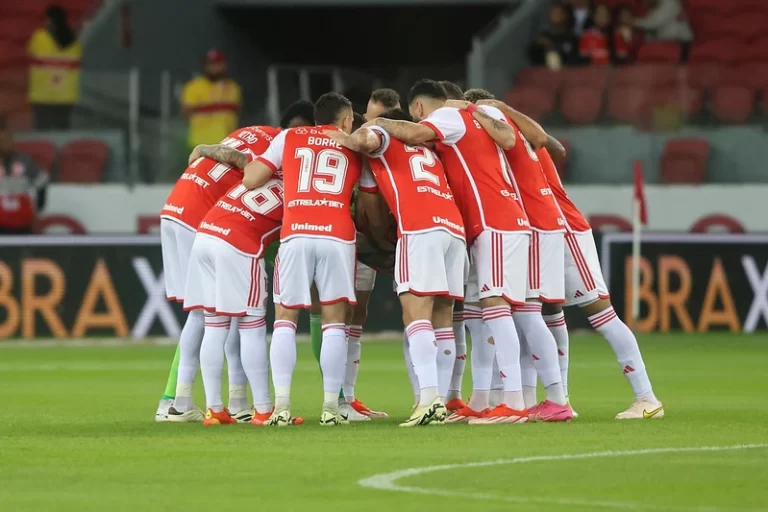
left=200, top=314, right=231, bottom=412
left=514, top=304, right=567, bottom=405
left=434, top=327, right=456, bottom=401
left=174, top=309, right=205, bottom=411
left=466, top=306, right=494, bottom=410
left=519, top=337, right=538, bottom=408
left=482, top=305, right=524, bottom=410
left=239, top=316, right=270, bottom=414
left=402, top=331, right=420, bottom=403
left=589, top=307, right=658, bottom=405
left=544, top=312, right=570, bottom=398
left=224, top=319, right=248, bottom=412
left=447, top=310, right=467, bottom=402
left=271, top=320, right=297, bottom=409
left=320, top=323, right=347, bottom=408
left=490, top=357, right=504, bottom=408
left=344, top=325, right=363, bottom=402
left=406, top=320, right=439, bottom=406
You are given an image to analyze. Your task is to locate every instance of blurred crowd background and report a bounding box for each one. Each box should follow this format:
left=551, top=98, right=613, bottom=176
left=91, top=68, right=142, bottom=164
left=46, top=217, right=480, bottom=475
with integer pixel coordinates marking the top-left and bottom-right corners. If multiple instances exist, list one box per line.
left=0, top=0, right=766, bottom=234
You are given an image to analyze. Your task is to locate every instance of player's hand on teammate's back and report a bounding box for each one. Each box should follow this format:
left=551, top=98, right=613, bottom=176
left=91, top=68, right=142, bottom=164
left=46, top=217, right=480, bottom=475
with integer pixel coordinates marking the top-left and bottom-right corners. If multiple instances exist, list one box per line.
left=188, top=146, right=202, bottom=165
left=444, top=99, right=472, bottom=110
left=476, top=99, right=506, bottom=110
left=322, top=129, right=350, bottom=147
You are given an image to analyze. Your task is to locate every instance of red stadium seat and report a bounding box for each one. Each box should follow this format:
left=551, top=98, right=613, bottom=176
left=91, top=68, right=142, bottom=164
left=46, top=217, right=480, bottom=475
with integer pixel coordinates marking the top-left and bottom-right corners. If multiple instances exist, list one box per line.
left=504, top=87, right=556, bottom=121
left=710, top=85, right=755, bottom=123
left=7, top=108, right=33, bottom=131
left=560, top=67, right=609, bottom=90
left=683, top=63, right=725, bottom=91
left=0, top=66, right=27, bottom=90
left=746, top=38, right=768, bottom=61
left=14, top=139, right=57, bottom=171
left=637, top=42, right=682, bottom=63
left=0, top=88, right=27, bottom=115
left=560, top=85, right=603, bottom=125
left=515, top=67, right=563, bottom=93
left=690, top=39, right=750, bottom=64
left=744, top=64, right=768, bottom=92
left=614, top=64, right=679, bottom=88
left=0, top=17, right=38, bottom=43
left=608, top=85, right=651, bottom=124
left=653, top=85, right=704, bottom=117
left=0, top=42, right=27, bottom=68
left=660, top=138, right=710, bottom=184
left=57, top=139, right=109, bottom=183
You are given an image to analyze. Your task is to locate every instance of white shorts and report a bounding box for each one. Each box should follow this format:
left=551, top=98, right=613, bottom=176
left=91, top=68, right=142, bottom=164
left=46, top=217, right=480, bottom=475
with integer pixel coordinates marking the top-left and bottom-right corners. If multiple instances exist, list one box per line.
left=274, top=237, right=357, bottom=308
left=466, top=230, right=529, bottom=305
left=160, top=217, right=196, bottom=302
left=355, top=261, right=377, bottom=292
left=564, top=230, right=610, bottom=307
left=527, top=230, right=565, bottom=303
left=183, top=234, right=269, bottom=317
left=395, top=230, right=467, bottom=299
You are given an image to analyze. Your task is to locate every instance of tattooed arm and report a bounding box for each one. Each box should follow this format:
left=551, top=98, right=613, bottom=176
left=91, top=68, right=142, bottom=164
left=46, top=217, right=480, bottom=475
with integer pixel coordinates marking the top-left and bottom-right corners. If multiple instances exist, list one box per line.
left=188, top=144, right=248, bottom=168
left=368, top=118, right=437, bottom=145
left=477, top=99, right=548, bottom=149
left=323, top=127, right=383, bottom=154
left=471, top=107, right=516, bottom=150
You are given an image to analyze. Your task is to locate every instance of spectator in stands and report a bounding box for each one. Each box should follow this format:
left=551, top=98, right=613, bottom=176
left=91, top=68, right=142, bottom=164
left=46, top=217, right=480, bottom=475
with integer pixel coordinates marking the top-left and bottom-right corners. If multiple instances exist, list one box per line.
left=0, top=119, right=48, bottom=235
left=27, top=6, right=82, bottom=131
left=634, top=0, right=693, bottom=43
left=566, top=0, right=592, bottom=35
left=181, top=49, right=242, bottom=153
left=528, top=2, right=580, bottom=69
left=615, top=5, right=645, bottom=63
left=579, top=4, right=630, bottom=65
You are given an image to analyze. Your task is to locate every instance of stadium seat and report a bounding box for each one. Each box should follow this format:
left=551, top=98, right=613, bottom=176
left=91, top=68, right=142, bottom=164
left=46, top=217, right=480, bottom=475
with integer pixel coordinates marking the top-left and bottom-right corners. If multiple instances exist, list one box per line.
left=744, top=64, right=768, bottom=92
left=614, top=64, right=679, bottom=88
left=57, top=139, right=109, bottom=183
left=684, top=63, right=724, bottom=91
left=560, top=67, right=609, bottom=90
left=0, top=17, right=37, bottom=43
left=0, top=42, right=27, bottom=68
left=660, top=138, right=710, bottom=184
left=0, top=88, right=27, bottom=115
left=560, top=85, right=603, bottom=125
left=0, top=66, right=27, bottom=90
left=746, top=38, right=768, bottom=61
left=504, top=87, right=556, bottom=121
left=14, top=139, right=57, bottom=171
left=7, top=108, right=32, bottom=131
left=653, top=85, right=704, bottom=117
left=637, top=42, right=682, bottom=63
left=690, top=39, right=750, bottom=64
left=710, top=85, right=755, bottom=123
left=515, top=67, right=563, bottom=93
left=608, top=85, right=650, bottom=124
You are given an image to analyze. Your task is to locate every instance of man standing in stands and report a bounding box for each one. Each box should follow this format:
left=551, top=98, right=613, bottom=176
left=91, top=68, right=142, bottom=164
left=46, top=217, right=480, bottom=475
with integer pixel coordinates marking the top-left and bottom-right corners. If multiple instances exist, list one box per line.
left=181, top=49, right=242, bottom=153
left=0, top=119, right=48, bottom=234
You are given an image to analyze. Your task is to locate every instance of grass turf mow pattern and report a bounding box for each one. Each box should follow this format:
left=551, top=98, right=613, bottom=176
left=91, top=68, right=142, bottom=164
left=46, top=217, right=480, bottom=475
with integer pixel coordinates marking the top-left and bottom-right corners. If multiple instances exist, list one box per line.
left=1, top=333, right=767, bottom=511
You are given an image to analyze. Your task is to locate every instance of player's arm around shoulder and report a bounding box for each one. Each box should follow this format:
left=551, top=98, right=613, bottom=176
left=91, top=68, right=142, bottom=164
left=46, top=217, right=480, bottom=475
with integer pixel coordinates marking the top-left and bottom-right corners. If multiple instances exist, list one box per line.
left=323, top=126, right=384, bottom=155
left=367, top=117, right=436, bottom=146
left=478, top=99, right=548, bottom=149
left=188, top=144, right=248, bottom=168
left=460, top=101, right=515, bottom=150
left=243, top=129, right=287, bottom=189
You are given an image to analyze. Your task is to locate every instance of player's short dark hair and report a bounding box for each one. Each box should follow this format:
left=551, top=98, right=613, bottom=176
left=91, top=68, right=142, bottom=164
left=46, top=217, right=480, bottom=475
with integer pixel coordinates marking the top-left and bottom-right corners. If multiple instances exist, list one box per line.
left=377, top=108, right=412, bottom=122
left=279, top=100, right=314, bottom=128
left=464, top=88, right=495, bottom=103
left=407, top=79, right=447, bottom=105
left=352, top=112, right=366, bottom=131
left=369, top=88, right=400, bottom=109
left=439, top=81, right=464, bottom=100
left=314, top=92, right=353, bottom=126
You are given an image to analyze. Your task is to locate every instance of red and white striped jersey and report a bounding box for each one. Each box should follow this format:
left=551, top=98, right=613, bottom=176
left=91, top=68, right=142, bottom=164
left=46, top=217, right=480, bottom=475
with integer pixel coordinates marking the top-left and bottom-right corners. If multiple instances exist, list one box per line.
left=161, top=125, right=281, bottom=230
left=420, top=106, right=529, bottom=243
left=360, top=125, right=465, bottom=240
left=257, top=125, right=362, bottom=243
left=536, top=148, right=591, bottom=232
left=197, top=178, right=284, bottom=257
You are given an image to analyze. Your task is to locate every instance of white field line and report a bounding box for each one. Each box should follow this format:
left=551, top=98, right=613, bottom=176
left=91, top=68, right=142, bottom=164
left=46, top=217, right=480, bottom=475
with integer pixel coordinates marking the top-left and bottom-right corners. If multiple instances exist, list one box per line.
left=359, top=444, right=768, bottom=512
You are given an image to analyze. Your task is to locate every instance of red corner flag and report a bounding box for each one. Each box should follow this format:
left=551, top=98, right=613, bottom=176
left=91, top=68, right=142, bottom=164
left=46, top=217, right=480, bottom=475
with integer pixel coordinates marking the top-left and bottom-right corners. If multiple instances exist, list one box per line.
left=633, top=160, right=648, bottom=226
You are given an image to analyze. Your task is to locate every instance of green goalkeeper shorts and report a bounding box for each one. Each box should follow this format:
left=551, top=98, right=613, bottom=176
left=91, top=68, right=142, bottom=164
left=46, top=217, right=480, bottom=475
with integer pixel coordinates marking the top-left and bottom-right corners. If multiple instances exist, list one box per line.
left=264, top=240, right=279, bottom=266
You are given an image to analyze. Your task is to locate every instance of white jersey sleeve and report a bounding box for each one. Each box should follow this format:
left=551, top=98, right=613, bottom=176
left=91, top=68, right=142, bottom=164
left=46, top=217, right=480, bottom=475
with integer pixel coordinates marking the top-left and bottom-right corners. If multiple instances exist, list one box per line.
left=256, top=129, right=288, bottom=173
left=366, top=125, right=391, bottom=158
left=359, top=159, right=378, bottom=193
left=420, top=107, right=467, bottom=145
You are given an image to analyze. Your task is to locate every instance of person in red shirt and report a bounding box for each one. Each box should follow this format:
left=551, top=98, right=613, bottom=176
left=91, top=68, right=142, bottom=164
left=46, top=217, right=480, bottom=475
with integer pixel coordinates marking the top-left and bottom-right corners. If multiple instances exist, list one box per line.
left=579, top=3, right=630, bottom=65
left=463, top=89, right=573, bottom=423
left=325, top=107, right=468, bottom=426
left=367, top=79, right=533, bottom=425
left=157, top=101, right=316, bottom=425
left=242, top=92, right=362, bottom=427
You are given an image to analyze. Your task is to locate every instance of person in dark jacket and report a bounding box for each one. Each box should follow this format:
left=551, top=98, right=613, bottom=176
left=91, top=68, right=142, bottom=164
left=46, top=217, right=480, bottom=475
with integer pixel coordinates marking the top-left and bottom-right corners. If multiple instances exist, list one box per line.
left=529, top=3, right=581, bottom=69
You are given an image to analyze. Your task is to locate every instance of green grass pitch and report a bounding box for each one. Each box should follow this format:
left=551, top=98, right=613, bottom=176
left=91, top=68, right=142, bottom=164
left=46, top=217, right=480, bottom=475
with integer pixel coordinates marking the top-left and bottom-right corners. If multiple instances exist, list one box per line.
left=1, top=334, right=767, bottom=511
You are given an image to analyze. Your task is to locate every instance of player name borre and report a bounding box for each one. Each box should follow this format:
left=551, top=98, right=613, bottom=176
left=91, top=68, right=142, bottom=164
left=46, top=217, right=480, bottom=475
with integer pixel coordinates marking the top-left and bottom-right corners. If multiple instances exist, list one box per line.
left=214, top=199, right=256, bottom=221
left=162, top=203, right=185, bottom=215
left=291, top=222, right=333, bottom=232
left=199, top=221, right=231, bottom=236
left=288, top=199, right=345, bottom=209
left=432, top=215, right=465, bottom=233
left=179, top=172, right=210, bottom=188
left=417, top=185, right=453, bottom=201
left=306, top=136, right=342, bottom=149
